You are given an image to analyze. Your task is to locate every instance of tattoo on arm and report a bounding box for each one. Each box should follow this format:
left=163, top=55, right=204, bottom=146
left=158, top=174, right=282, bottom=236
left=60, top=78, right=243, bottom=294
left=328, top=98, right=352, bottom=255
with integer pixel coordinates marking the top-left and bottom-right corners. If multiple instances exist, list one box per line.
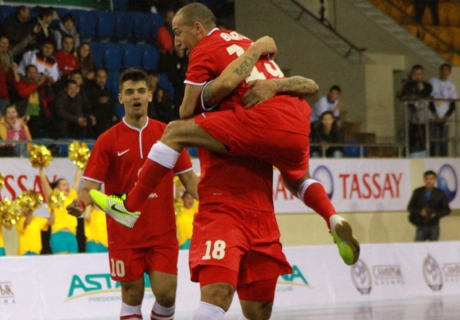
left=203, top=83, right=217, bottom=106
left=233, top=53, right=259, bottom=76
left=274, top=76, right=318, bottom=97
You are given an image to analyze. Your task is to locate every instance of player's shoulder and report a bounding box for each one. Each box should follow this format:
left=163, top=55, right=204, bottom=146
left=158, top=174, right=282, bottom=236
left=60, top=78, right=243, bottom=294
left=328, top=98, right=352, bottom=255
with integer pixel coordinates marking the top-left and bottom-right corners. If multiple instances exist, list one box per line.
left=97, top=121, right=124, bottom=141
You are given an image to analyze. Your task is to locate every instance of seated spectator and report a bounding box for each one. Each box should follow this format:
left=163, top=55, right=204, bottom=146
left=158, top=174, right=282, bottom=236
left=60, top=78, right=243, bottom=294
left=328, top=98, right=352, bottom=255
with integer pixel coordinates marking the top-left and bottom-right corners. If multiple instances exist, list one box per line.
left=0, top=49, right=15, bottom=115
left=18, top=39, right=59, bottom=82
left=54, top=13, right=80, bottom=51
left=0, top=105, right=32, bottom=157
left=86, top=68, right=117, bottom=137
left=156, top=10, right=175, bottom=55
left=311, top=85, right=342, bottom=127
left=16, top=209, right=52, bottom=255
left=310, top=111, right=344, bottom=158
left=0, top=6, right=33, bottom=49
left=147, top=71, right=173, bottom=123
left=176, top=191, right=199, bottom=250
left=0, top=33, right=39, bottom=68
left=54, top=35, right=78, bottom=77
left=29, top=6, right=56, bottom=49
left=13, top=64, right=54, bottom=138
left=76, top=42, right=95, bottom=80
left=158, top=45, right=187, bottom=120
left=53, top=79, right=91, bottom=138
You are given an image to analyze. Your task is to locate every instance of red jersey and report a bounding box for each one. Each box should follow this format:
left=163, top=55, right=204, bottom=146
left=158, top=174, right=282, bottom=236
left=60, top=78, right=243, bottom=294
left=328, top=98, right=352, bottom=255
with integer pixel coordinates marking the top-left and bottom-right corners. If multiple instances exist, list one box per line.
left=186, top=29, right=310, bottom=135
left=197, top=148, right=273, bottom=212
left=84, top=118, right=193, bottom=250
left=53, top=50, right=79, bottom=76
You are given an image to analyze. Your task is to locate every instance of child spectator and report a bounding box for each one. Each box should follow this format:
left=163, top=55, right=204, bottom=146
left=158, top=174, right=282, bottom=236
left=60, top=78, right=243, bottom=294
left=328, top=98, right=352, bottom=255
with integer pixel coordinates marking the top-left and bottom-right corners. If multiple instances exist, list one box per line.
left=0, top=105, right=32, bottom=157
left=54, top=13, right=80, bottom=51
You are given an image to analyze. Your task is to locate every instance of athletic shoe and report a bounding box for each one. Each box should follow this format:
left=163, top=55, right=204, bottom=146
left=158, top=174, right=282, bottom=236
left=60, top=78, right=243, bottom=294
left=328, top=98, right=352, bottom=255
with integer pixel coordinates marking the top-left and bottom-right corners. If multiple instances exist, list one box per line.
left=89, top=190, right=140, bottom=228
left=330, top=215, right=360, bottom=265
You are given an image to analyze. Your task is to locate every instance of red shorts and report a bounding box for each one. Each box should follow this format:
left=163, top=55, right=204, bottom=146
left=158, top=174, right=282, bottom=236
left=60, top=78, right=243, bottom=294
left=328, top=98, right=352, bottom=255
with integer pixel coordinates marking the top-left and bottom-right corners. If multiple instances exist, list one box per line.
left=108, top=243, right=178, bottom=282
left=189, top=204, right=292, bottom=288
left=194, top=107, right=310, bottom=181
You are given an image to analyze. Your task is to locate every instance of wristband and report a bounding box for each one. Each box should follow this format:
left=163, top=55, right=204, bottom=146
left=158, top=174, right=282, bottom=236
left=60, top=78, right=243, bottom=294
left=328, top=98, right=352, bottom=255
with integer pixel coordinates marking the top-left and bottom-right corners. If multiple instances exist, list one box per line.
left=79, top=199, right=86, bottom=211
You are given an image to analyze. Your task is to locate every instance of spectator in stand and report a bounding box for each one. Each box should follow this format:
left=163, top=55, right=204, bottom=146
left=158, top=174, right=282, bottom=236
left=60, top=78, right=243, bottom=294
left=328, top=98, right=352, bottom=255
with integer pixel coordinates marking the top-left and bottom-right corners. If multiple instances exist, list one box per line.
left=86, top=68, right=117, bottom=137
left=0, top=105, right=32, bottom=157
left=69, top=69, right=95, bottom=134
left=156, top=9, right=175, bottom=55
left=53, top=79, right=91, bottom=138
left=398, top=64, right=432, bottom=157
left=16, top=209, right=53, bottom=255
left=414, top=0, right=439, bottom=26
left=311, top=85, right=343, bottom=128
left=158, top=45, right=187, bottom=120
left=29, top=7, right=56, bottom=49
left=147, top=71, right=173, bottom=123
left=54, top=35, right=78, bottom=78
left=76, top=42, right=95, bottom=80
left=18, top=39, right=59, bottom=83
left=429, top=63, right=457, bottom=157
left=408, top=170, right=450, bottom=241
left=12, top=64, right=54, bottom=138
left=310, top=111, right=344, bottom=158
left=0, top=47, right=15, bottom=115
left=176, top=191, right=199, bottom=250
left=54, top=13, right=80, bottom=51
left=0, top=6, right=33, bottom=49
left=0, top=32, right=40, bottom=68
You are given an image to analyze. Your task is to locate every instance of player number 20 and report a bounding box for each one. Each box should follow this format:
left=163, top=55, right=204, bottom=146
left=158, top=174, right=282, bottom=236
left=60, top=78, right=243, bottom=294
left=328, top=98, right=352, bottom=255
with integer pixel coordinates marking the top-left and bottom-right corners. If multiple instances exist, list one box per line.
left=110, top=258, right=126, bottom=277
left=202, top=240, right=226, bottom=260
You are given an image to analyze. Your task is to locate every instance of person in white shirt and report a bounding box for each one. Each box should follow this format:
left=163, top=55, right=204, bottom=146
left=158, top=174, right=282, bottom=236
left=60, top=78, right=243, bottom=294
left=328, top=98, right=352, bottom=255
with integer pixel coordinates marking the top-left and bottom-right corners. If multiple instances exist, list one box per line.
left=429, top=63, right=457, bottom=156
left=310, top=85, right=342, bottom=127
left=17, top=40, right=59, bottom=83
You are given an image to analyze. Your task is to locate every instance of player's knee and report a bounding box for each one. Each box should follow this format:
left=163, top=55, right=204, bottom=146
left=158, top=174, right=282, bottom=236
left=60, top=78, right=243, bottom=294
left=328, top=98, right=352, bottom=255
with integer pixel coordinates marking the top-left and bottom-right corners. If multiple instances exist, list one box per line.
left=201, top=282, right=235, bottom=311
left=121, top=281, right=144, bottom=305
left=155, top=291, right=176, bottom=308
left=242, top=301, right=273, bottom=320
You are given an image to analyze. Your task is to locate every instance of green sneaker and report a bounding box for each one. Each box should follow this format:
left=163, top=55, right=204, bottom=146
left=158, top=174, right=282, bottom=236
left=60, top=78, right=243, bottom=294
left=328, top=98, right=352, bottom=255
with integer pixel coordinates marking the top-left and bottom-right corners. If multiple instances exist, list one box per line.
left=89, top=190, right=140, bottom=228
left=330, top=215, right=360, bottom=265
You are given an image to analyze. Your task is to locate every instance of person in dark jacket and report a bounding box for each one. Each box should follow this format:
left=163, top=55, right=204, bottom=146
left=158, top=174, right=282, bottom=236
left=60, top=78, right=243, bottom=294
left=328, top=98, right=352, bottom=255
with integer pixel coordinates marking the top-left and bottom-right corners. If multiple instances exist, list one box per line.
left=310, top=111, right=344, bottom=158
left=407, top=170, right=450, bottom=241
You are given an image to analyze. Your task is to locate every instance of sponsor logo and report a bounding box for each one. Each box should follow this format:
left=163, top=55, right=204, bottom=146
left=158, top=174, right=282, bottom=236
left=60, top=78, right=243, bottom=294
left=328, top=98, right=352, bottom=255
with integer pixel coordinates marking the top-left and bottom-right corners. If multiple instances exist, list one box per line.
left=423, top=255, right=443, bottom=291
left=372, top=265, right=404, bottom=286
left=437, top=164, right=457, bottom=202
left=67, top=273, right=153, bottom=302
left=0, top=282, right=15, bottom=305
left=442, top=263, right=460, bottom=284
left=312, top=165, right=334, bottom=199
left=351, top=259, right=372, bottom=294
left=277, top=265, right=310, bottom=292
left=117, top=149, right=130, bottom=157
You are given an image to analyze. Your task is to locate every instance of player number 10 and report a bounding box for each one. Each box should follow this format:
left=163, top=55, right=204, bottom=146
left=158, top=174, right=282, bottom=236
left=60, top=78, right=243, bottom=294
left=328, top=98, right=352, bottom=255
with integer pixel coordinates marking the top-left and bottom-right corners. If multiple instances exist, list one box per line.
left=202, top=240, right=226, bottom=260
left=110, top=258, right=126, bottom=277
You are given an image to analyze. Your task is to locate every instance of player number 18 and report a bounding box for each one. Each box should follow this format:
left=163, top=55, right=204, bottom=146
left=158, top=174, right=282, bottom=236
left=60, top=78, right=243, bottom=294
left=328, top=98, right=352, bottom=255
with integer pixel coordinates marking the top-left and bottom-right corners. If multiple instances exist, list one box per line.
left=202, top=240, right=226, bottom=260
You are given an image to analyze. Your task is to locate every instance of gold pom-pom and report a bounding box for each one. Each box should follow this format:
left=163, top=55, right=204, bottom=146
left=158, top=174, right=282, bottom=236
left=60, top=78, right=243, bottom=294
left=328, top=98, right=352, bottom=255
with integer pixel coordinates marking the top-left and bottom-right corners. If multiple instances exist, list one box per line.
left=47, top=189, right=66, bottom=211
left=0, top=173, right=4, bottom=191
left=0, top=198, right=22, bottom=227
left=174, top=198, right=184, bottom=216
left=69, top=141, right=90, bottom=169
left=29, top=145, right=53, bottom=168
left=17, top=190, right=43, bottom=213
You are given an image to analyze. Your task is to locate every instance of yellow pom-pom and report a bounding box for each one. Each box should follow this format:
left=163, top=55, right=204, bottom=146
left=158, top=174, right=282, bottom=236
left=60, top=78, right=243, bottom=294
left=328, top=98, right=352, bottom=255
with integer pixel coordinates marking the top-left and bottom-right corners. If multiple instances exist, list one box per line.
left=29, top=145, right=53, bottom=168
left=17, top=190, right=43, bottom=213
left=47, top=189, right=66, bottom=211
left=0, top=173, right=4, bottom=191
left=69, top=141, right=90, bottom=169
left=0, top=198, right=22, bottom=226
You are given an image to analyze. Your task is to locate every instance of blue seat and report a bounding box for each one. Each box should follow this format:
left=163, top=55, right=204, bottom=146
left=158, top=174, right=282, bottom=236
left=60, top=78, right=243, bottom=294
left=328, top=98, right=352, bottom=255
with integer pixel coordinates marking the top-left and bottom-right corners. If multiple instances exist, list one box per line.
left=96, top=11, right=115, bottom=40
left=113, top=11, right=133, bottom=40
left=131, top=12, right=150, bottom=41
left=90, top=41, right=105, bottom=69
left=344, top=140, right=361, bottom=158
left=115, top=105, right=125, bottom=119
left=0, top=6, right=15, bottom=23
left=121, top=43, right=142, bottom=69
left=75, top=10, right=97, bottom=39
left=158, top=74, right=174, bottom=100
left=104, top=43, right=123, bottom=71
left=113, top=0, right=129, bottom=11
left=106, top=71, right=121, bottom=100
left=141, top=44, right=160, bottom=71
left=148, top=13, right=164, bottom=37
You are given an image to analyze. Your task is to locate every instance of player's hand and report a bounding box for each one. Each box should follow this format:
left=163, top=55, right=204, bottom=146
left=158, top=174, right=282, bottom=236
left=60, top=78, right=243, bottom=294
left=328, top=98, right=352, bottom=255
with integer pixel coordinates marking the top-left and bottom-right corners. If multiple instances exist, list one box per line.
left=420, top=208, right=427, bottom=217
left=78, top=117, right=88, bottom=126
left=66, top=199, right=84, bottom=217
left=252, top=36, right=277, bottom=60
left=243, top=79, right=277, bottom=108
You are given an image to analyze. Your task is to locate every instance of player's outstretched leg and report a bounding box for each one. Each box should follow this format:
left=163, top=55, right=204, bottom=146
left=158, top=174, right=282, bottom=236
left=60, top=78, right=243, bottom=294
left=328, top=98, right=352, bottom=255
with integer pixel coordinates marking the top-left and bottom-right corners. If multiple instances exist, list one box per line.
left=285, top=176, right=360, bottom=265
left=89, top=191, right=140, bottom=228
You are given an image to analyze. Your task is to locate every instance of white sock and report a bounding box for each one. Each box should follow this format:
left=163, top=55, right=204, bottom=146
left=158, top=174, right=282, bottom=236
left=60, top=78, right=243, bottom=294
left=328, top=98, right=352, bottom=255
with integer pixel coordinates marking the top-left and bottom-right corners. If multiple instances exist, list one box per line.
left=297, top=178, right=319, bottom=199
left=151, top=301, right=175, bottom=320
left=120, top=302, right=142, bottom=319
left=148, top=142, right=180, bottom=169
left=192, top=301, right=225, bottom=320
left=330, top=215, right=345, bottom=232
left=238, top=314, right=250, bottom=320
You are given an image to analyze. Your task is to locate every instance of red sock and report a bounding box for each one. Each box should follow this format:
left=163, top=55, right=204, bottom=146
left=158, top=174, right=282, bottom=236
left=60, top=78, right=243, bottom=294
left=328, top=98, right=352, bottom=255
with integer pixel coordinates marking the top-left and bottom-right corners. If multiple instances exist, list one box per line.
left=125, top=159, right=170, bottom=212
left=299, top=180, right=336, bottom=228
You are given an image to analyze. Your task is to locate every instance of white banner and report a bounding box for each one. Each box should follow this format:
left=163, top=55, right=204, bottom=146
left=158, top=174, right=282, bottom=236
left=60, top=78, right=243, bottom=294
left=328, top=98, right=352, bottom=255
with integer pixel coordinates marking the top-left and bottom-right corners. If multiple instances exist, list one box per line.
left=424, top=158, right=460, bottom=209
left=1, top=242, right=459, bottom=319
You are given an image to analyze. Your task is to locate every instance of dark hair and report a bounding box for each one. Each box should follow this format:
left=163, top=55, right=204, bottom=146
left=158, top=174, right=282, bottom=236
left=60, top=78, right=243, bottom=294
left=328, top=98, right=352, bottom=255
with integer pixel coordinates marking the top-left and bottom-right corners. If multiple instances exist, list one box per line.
left=411, top=64, right=424, bottom=72
left=76, top=42, right=95, bottom=75
left=41, top=39, right=55, bottom=47
left=16, top=5, right=28, bottom=15
left=37, top=6, right=54, bottom=20
left=65, top=79, right=78, bottom=88
left=70, top=69, right=83, bottom=78
left=329, top=85, right=341, bottom=94
left=49, top=178, right=65, bottom=190
left=424, top=170, right=437, bottom=178
left=320, top=111, right=334, bottom=120
left=440, top=63, right=451, bottom=70
left=25, top=64, right=38, bottom=73
left=61, top=13, right=75, bottom=24
left=4, top=104, right=16, bottom=113
left=62, top=34, right=74, bottom=43
left=119, top=68, right=149, bottom=91
left=176, top=3, right=216, bottom=29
